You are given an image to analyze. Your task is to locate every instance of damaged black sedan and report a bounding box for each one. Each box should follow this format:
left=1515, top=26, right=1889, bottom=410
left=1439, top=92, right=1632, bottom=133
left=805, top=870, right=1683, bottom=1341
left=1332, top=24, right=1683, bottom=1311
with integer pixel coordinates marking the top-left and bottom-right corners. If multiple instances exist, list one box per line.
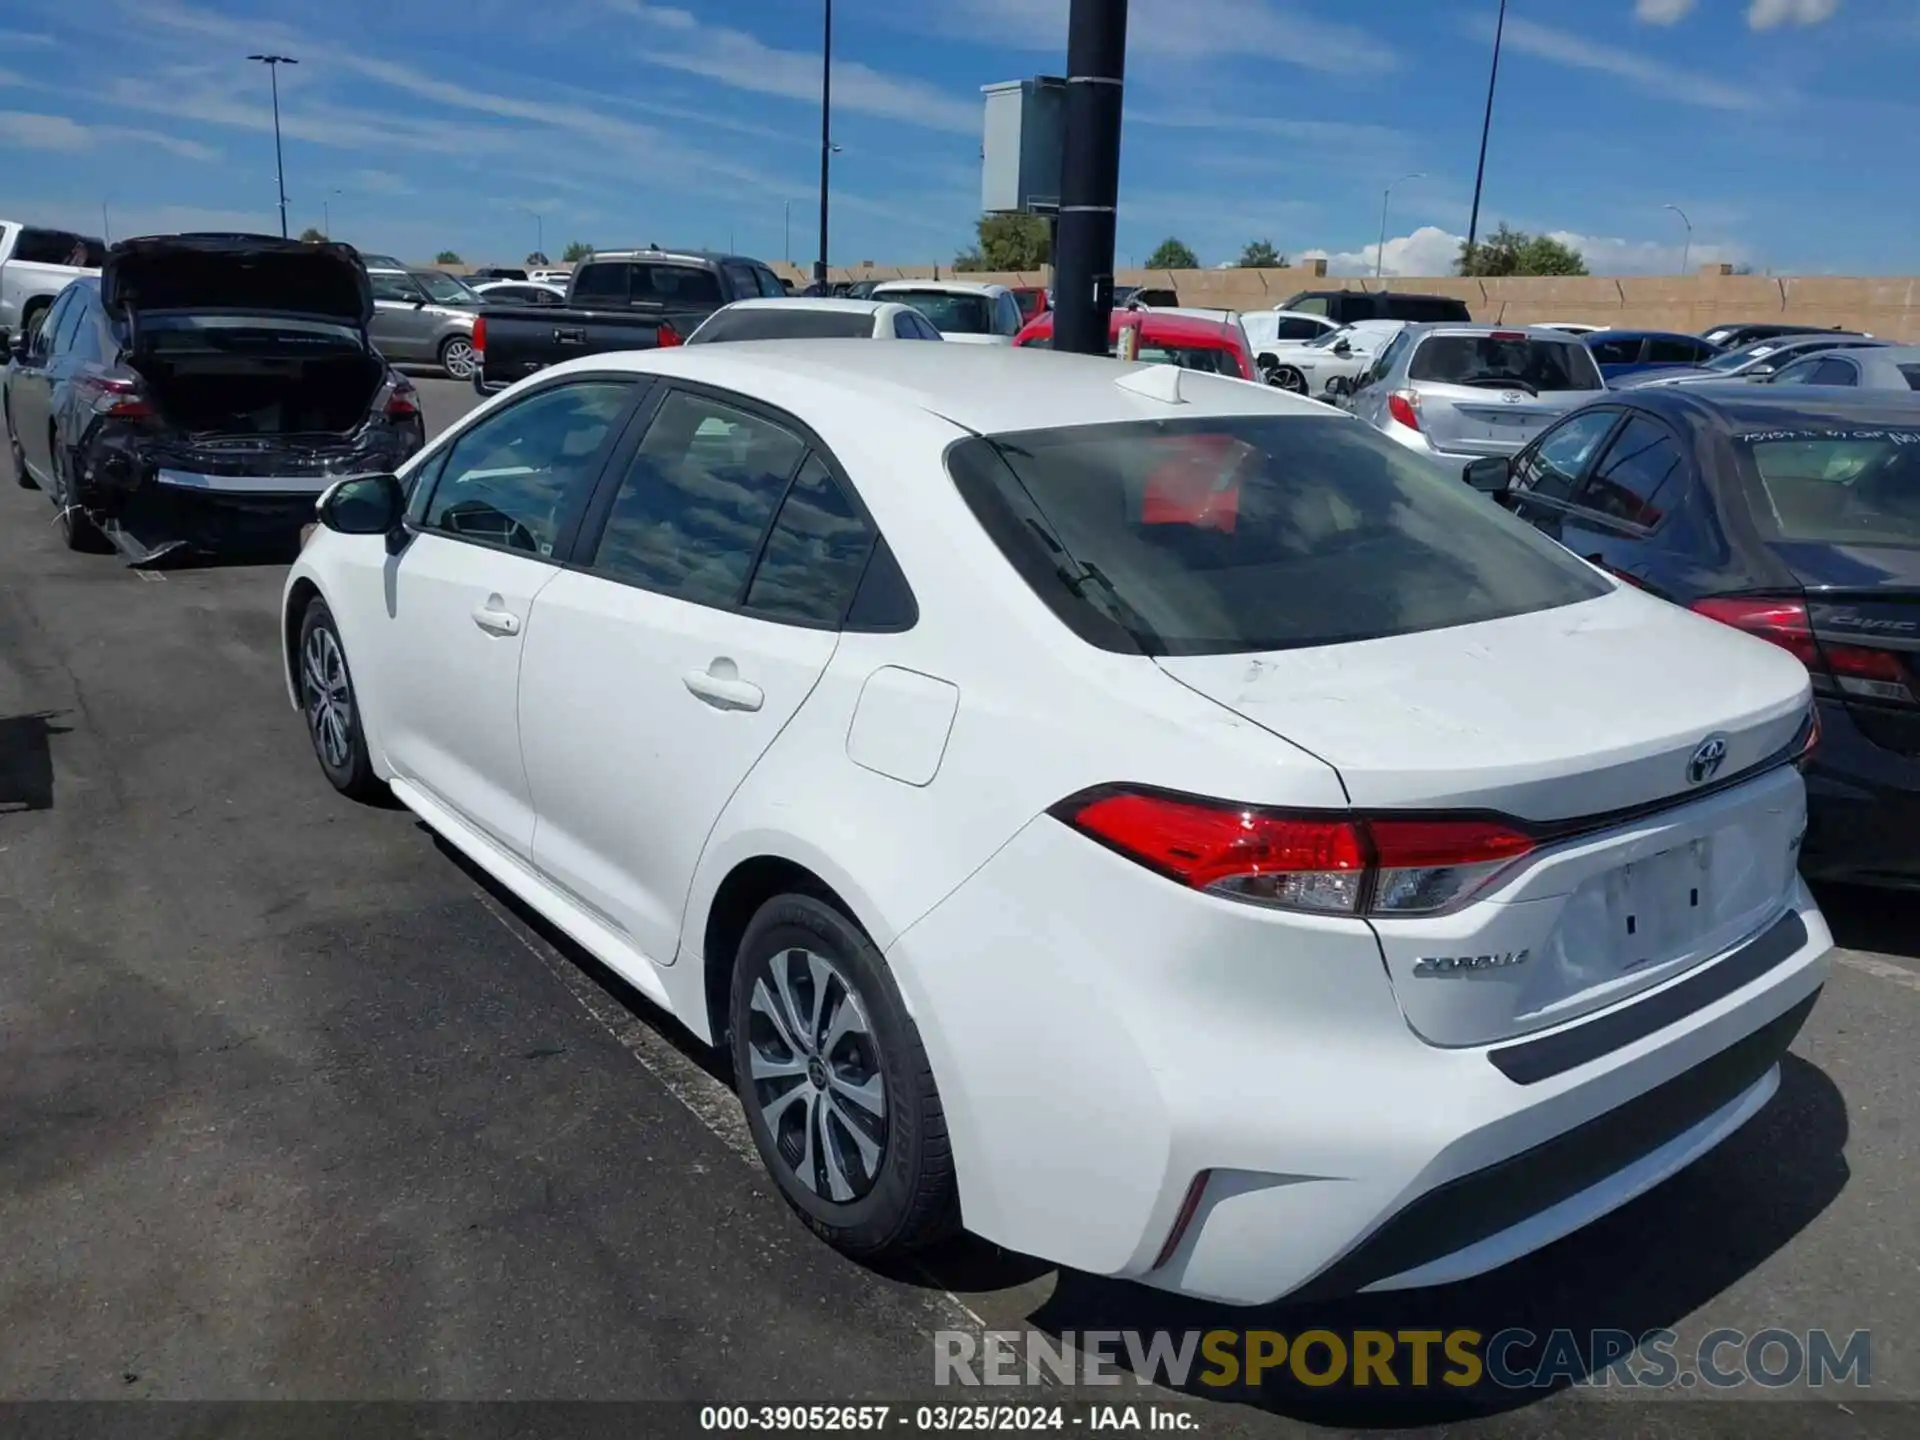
left=3, top=233, right=424, bottom=564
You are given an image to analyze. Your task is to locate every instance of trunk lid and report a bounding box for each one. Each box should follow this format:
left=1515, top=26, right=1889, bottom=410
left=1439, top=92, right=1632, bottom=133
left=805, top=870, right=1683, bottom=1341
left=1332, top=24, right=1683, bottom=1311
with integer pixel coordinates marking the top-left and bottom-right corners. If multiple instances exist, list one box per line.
left=1156, top=587, right=1815, bottom=1047
left=1407, top=383, right=1588, bottom=457
left=103, top=233, right=373, bottom=331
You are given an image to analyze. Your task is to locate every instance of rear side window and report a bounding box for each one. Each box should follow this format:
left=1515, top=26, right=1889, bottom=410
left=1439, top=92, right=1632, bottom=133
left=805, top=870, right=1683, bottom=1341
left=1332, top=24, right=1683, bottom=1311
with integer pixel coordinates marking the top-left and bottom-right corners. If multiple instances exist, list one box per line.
left=692, top=308, right=876, bottom=342
left=1577, top=416, right=1684, bottom=527
left=947, top=416, right=1610, bottom=656
left=743, top=455, right=876, bottom=624
left=1899, top=366, right=1920, bottom=392
left=1588, top=337, right=1642, bottom=366
left=1806, top=358, right=1859, bottom=387
left=16, top=227, right=105, bottom=266
left=1384, top=296, right=1472, bottom=323
left=1409, top=334, right=1604, bottom=392
left=1647, top=337, right=1712, bottom=365
left=1274, top=316, right=1325, bottom=340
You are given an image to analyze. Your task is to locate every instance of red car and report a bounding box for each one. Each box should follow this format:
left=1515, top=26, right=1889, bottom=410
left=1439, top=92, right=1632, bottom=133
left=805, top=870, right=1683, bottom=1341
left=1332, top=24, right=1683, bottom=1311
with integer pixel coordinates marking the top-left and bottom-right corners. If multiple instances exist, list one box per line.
left=1013, top=308, right=1255, bottom=381
left=1010, top=285, right=1049, bottom=322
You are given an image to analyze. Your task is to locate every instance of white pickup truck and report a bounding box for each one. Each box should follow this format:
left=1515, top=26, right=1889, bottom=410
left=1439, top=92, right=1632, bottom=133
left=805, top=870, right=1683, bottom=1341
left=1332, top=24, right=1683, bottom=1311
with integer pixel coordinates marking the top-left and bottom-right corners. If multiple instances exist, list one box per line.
left=0, top=220, right=105, bottom=347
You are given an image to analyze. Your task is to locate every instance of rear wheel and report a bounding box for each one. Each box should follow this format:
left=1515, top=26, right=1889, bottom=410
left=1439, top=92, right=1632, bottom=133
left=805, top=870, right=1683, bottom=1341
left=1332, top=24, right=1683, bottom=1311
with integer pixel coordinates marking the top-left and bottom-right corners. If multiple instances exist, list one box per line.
left=1267, top=363, right=1307, bottom=394
left=439, top=335, right=478, bottom=380
left=729, top=893, right=959, bottom=1258
left=49, top=442, right=110, bottom=552
left=297, top=597, right=386, bottom=803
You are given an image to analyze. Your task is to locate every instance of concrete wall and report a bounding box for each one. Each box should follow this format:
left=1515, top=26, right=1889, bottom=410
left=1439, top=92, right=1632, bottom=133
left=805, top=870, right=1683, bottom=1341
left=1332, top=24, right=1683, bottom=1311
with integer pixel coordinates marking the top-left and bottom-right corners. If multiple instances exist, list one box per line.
left=762, top=261, right=1920, bottom=341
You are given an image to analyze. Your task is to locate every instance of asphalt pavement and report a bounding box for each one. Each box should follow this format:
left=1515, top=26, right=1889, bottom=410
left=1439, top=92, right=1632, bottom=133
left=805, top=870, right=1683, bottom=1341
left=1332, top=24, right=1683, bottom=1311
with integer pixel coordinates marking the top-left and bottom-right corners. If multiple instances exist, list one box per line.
left=1, top=375, right=1915, bottom=1436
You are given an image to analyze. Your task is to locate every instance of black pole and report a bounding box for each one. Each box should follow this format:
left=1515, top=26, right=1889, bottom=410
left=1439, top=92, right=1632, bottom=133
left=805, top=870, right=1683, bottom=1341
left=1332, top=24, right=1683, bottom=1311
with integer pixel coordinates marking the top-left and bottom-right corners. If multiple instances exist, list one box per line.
left=1463, top=0, right=1505, bottom=274
left=1052, top=0, right=1127, bottom=356
left=815, top=0, right=832, bottom=289
left=270, top=65, right=288, bottom=238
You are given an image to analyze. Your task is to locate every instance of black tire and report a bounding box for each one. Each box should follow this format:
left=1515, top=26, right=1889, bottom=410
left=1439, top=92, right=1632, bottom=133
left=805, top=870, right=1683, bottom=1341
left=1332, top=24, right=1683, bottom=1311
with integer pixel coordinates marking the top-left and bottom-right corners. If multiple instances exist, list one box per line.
left=49, top=444, right=110, bottom=552
left=729, top=893, right=959, bottom=1258
left=296, top=596, right=386, bottom=803
left=5, top=402, right=31, bottom=489
left=19, top=300, right=50, bottom=347
left=1269, top=363, right=1307, bottom=395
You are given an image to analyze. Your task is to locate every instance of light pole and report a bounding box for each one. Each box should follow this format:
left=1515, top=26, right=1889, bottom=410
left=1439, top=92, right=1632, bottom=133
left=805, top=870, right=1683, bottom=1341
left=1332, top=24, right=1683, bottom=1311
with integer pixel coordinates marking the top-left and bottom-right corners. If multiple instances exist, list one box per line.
left=322, top=187, right=343, bottom=239
left=101, top=200, right=111, bottom=245
left=784, top=199, right=791, bottom=263
left=518, top=206, right=544, bottom=260
left=1376, top=172, right=1425, bottom=279
left=815, top=0, right=833, bottom=289
left=1664, top=203, right=1693, bottom=275
left=1053, top=0, right=1130, bottom=356
left=247, top=53, right=298, bottom=239
left=1463, top=0, right=1506, bottom=273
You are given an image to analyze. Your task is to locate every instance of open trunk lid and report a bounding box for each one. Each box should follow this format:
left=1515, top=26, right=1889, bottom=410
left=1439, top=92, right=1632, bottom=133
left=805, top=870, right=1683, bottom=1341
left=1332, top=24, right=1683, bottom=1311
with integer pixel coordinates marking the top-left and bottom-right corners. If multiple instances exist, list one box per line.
left=103, top=233, right=373, bottom=332
left=1156, top=587, right=1816, bottom=1047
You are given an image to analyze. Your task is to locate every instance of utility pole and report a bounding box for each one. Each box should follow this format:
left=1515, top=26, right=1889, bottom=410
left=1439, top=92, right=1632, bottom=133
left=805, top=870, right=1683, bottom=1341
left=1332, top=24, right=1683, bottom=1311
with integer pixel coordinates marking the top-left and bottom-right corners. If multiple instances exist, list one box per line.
left=1376, top=172, right=1424, bottom=280
left=815, top=0, right=833, bottom=289
left=248, top=54, right=298, bottom=239
left=1462, top=0, right=1505, bottom=274
left=1052, top=0, right=1128, bottom=356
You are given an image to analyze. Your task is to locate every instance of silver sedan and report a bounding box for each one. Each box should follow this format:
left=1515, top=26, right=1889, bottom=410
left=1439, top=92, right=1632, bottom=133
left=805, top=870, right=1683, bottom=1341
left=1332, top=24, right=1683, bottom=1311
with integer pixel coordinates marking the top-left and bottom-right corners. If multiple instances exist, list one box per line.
left=1761, top=344, right=1920, bottom=393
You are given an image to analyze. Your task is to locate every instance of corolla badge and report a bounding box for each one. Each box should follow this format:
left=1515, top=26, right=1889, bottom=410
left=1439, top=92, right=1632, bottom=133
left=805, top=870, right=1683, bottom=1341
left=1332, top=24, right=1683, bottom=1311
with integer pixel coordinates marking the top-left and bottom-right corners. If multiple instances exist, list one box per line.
left=1687, top=734, right=1730, bottom=786
left=1413, top=950, right=1530, bottom=977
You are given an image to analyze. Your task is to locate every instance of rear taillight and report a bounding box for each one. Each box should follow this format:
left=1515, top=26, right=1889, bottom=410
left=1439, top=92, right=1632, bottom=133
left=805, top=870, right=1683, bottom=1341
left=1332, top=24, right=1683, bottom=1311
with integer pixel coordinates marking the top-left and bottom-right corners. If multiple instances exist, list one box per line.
left=1387, top=389, right=1421, bottom=431
left=1051, top=787, right=1535, bottom=917
left=77, top=374, right=153, bottom=420
left=1691, top=595, right=1915, bottom=705
left=384, top=376, right=420, bottom=417
left=471, top=315, right=486, bottom=358
left=656, top=321, right=682, bottom=348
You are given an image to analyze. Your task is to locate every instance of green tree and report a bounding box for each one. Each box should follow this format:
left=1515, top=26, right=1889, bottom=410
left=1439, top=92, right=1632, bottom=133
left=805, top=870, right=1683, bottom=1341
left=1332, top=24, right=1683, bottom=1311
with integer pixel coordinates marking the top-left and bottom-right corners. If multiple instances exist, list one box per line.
left=1237, top=239, right=1287, bottom=268
left=562, top=240, right=594, bottom=263
left=298, top=226, right=327, bottom=243
left=954, top=212, right=1051, bottom=271
left=435, top=249, right=462, bottom=265
left=1145, top=237, right=1199, bottom=270
left=1457, top=223, right=1588, bottom=277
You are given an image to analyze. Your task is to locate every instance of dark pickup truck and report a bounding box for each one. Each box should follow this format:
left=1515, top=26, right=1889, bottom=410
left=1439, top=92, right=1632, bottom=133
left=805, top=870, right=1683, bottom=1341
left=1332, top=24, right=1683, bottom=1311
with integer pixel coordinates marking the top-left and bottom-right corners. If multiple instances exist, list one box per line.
left=472, top=247, right=789, bottom=393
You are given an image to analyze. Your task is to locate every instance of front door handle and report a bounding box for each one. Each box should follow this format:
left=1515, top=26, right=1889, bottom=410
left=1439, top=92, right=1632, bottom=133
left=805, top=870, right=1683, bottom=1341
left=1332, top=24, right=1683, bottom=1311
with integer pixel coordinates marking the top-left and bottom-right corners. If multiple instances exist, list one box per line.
left=471, top=600, right=521, bottom=636
left=683, top=658, right=763, bottom=712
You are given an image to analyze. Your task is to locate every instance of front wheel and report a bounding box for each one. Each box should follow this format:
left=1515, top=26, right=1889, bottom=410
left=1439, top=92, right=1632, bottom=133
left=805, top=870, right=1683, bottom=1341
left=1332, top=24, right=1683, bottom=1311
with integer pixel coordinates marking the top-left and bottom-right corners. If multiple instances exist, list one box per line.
left=297, top=597, right=386, bottom=803
left=439, top=335, right=478, bottom=380
left=729, top=894, right=959, bottom=1258
left=1267, top=363, right=1307, bottom=394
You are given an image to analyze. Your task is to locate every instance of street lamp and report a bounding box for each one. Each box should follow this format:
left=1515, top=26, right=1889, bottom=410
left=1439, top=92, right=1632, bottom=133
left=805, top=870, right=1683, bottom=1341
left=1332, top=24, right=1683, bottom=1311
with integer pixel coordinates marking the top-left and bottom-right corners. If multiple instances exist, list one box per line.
left=1664, top=203, right=1693, bottom=275
left=322, top=187, right=343, bottom=239
left=1463, top=0, right=1506, bottom=273
left=1376, top=172, right=1425, bottom=279
left=247, top=53, right=298, bottom=239
left=518, top=206, right=544, bottom=260
left=816, top=0, right=833, bottom=289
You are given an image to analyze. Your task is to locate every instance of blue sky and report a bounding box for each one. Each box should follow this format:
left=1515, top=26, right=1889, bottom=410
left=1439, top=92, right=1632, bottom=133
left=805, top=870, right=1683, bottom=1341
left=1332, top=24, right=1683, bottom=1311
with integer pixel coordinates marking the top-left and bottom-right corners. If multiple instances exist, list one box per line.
left=0, top=0, right=1910, bottom=275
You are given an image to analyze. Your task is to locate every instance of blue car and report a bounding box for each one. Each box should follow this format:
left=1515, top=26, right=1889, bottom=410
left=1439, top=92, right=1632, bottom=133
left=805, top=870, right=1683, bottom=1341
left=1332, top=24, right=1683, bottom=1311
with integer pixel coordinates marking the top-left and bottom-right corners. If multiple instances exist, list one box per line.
left=1584, top=329, right=1723, bottom=382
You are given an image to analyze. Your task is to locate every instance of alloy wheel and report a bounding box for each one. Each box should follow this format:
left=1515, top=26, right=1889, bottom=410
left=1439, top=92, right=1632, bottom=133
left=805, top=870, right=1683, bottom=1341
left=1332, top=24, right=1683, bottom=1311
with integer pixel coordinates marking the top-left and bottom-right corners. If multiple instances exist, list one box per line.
left=746, top=946, right=889, bottom=1203
left=1270, top=364, right=1307, bottom=394
left=441, top=339, right=477, bottom=380
left=301, top=625, right=355, bottom=771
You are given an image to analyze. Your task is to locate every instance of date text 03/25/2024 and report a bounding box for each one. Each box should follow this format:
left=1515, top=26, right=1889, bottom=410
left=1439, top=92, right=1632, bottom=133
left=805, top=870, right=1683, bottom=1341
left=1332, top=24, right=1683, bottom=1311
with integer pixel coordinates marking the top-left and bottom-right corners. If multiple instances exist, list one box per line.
left=699, top=1406, right=1197, bottom=1432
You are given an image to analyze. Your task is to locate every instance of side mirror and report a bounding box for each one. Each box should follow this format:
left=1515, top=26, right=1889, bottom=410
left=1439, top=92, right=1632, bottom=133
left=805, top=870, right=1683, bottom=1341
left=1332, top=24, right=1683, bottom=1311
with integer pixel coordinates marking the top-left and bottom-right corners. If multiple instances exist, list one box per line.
left=317, top=473, right=406, bottom=536
left=1324, top=375, right=1352, bottom=398
left=1463, top=456, right=1512, bottom=496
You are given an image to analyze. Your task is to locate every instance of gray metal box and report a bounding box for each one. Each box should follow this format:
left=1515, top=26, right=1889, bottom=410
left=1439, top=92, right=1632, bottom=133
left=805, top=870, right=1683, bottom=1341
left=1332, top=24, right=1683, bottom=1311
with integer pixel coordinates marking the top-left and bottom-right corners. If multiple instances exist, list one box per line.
left=980, top=77, right=1066, bottom=214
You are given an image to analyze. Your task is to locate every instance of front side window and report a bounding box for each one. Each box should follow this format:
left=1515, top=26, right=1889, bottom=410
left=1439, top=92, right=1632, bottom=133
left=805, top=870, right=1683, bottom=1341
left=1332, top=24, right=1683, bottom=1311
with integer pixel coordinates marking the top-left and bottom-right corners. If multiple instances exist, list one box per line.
left=1512, top=408, right=1620, bottom=501
left=420, top=380, right=633, bottom=554
left=1646, top=336, right=1712, bottom=365
left=1409, top=333, right=1604, bottom=392
left=1769, top=358, right=1823, bottom=385
left=1286, top=295, right=1330, bottom=317
left=949, top=415, right=1611, bottom=656
left=417, top=271, right=479, bottom=305
left=743, top=455, right=875, bottom=624
left=1705, top=341, right=1779, bottom=373
left=1274, top=317, right=1325, bottom=340
left=1576, top=415, right=1684, bottom=527
left=33, top=291, right=75, bottom=359
left=370, top=272, right=423, bottom=305
left=52, top=292, right=89, bottom=355
left=586, top=391, right=806, bottom=606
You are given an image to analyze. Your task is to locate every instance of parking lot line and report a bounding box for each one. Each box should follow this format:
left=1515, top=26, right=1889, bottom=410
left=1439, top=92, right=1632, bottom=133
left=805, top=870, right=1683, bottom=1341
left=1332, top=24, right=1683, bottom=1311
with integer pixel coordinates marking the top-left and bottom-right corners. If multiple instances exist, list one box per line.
left=1834, top=950, right=1920, bottom=995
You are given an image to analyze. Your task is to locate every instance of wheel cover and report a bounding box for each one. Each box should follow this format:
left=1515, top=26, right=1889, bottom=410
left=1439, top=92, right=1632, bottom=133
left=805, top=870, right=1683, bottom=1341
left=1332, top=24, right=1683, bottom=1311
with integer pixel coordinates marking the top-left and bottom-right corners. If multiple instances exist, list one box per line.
left=1274, top=365, right=1307, bottom=394
left=301, top=626, right=354, bottom=770
left=747, top=946, right=889, bottom=1202
left=442, top=339, right=476, bottom=378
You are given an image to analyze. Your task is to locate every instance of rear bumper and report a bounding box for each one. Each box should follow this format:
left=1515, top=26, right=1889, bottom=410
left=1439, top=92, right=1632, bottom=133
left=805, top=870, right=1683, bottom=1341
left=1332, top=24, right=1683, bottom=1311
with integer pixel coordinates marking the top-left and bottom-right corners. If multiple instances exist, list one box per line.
left=889, top=814, right=1832, bottom=1306
left=1800, top=698, right=1920, bottom=887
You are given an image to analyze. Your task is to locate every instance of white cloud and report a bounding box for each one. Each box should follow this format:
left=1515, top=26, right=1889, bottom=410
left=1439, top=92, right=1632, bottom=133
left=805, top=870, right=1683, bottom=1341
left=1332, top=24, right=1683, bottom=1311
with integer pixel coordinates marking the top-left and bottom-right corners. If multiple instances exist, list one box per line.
left=1497, top=17, right=1761, bottom=110
left=607, top=0, right=978, bottom=131
left=350, top=168, right=412, bottom=196
left=1635, top=0, right=1697, bottom=24
left=1301, top=225, right=1750, bottom=278
left=943, top=0, right=1397, bottom=73
left=1747, top=0, right=1841, bottom=29
left=0, top=29, right=57, bottom=47
left=0, top=107, right=216, bottom=160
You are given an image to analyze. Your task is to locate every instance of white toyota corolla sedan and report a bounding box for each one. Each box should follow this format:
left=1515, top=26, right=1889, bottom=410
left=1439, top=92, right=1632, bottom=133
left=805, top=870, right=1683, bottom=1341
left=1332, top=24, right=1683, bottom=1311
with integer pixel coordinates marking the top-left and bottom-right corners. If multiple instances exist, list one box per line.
left=282, top=342, right=1832, bottom=1305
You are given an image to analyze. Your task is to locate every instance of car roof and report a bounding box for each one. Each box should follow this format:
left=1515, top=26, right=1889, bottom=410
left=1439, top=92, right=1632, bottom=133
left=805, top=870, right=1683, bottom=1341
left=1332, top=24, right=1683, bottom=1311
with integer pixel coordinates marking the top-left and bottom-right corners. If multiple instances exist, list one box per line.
left=1398, top=322, right=1587, bottom=339
left=540, top=341, right=1332, bottom=435
left=872, top=280, right=1009, bottom=298
left=584, top=248, right=752, bottom=266
left=1585, top=328, right=1709, bottom=342
left=720, top=297, right=889, bottom=315
left=1858, top=344, right=1920, bottom=362
left=1611, top=383, right=1920, bottom=436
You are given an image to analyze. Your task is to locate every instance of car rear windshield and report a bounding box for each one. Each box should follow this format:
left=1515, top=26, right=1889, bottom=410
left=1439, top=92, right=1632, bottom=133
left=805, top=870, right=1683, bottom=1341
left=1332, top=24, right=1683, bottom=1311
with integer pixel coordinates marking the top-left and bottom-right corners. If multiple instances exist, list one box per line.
left=15, top=227, right=106, bottom=267
left=1021, top=335, right=1242, bottom=375
left=1739, top=428, right=1920, bottom=547
left=570, top=261, right=725, bottom=307
left=1408, top=333, right=1603, bottom=391
left=886, top=291, right=991, bottom=335
left=946, top=415, right=1611, bottom=656
left=692, top=308, right=875, bottom=342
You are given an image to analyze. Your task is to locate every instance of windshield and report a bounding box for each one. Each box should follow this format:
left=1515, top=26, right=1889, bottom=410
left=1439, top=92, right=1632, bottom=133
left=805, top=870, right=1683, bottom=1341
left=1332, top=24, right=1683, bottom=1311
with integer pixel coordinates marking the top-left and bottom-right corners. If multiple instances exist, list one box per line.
left=1305, top=328, right=1350, bottom=350
left=417, top=271, right=480, bottom=305
left=1705, top=341, right=1780, bottom=373
left=885, top=290, right=991, bottom=335
left=691, top=308, right=875, bottom=342
left=946, top=415, right=1611, bottom=656
left=1740, top=428, right=1920, bottom=546
left=1408, top=333, right=1603, bottom=391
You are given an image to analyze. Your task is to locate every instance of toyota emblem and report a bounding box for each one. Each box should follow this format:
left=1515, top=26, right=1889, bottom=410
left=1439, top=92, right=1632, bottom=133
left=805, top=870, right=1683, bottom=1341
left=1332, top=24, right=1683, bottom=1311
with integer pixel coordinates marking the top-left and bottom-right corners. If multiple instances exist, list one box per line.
left=1502, top=391, right=1522, bottom=403
left=1687, top=735, right=1729, bottom=786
